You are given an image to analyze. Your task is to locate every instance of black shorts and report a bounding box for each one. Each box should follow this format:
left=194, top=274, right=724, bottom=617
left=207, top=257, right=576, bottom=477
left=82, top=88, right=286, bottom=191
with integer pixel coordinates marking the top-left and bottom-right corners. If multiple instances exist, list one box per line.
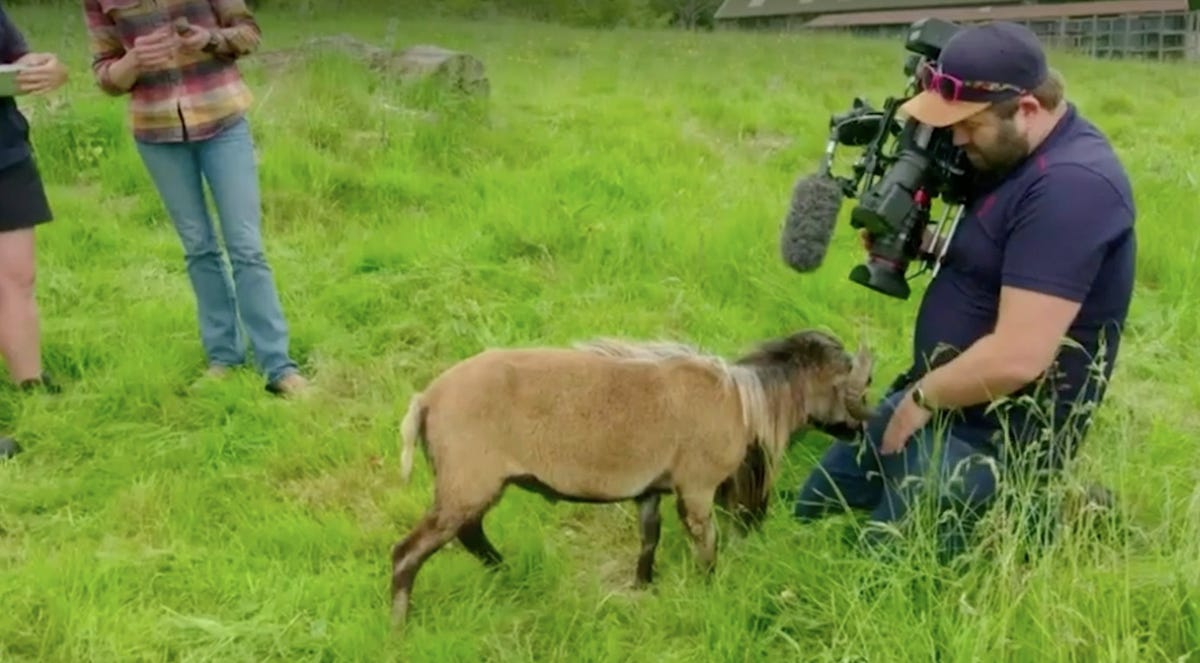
left=0, top=157, right=53, bottom=233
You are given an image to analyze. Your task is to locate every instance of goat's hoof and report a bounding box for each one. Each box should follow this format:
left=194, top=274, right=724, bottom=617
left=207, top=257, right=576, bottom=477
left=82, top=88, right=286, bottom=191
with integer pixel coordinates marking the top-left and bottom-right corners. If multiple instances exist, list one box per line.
left=633, top=569, right=657, bottom=589
left=634, top=564, right=655, bottom=588
left=391, top=592, right=411, bottom=628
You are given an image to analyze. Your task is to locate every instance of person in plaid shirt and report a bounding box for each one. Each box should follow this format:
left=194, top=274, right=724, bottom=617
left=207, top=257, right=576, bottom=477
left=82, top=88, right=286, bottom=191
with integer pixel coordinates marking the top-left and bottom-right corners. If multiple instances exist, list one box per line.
left=82, top=0, right=309, bottom=397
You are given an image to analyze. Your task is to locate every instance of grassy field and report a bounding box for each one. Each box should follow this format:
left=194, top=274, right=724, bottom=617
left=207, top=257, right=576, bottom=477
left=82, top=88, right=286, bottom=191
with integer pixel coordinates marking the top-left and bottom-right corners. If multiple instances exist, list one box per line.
left=2, top=3, right=1199, bottom=661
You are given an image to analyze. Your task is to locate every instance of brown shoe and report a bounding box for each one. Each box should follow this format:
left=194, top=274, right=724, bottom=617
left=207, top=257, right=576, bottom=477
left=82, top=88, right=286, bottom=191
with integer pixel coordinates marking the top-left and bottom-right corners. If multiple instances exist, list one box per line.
left=267, top=372, right=310, bottom=397
left=0, top=436, right=21, bottom=461
left=18, top=372, right=61, bottom=394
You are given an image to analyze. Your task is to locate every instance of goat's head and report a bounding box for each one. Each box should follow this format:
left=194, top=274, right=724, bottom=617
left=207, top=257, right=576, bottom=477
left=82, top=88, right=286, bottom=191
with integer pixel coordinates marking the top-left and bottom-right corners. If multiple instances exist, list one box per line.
left=737, top=329, right=875, bottom=437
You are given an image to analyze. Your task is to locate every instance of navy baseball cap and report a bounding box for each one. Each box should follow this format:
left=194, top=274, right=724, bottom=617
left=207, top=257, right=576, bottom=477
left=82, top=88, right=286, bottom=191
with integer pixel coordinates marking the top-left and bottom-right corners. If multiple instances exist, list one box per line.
left=900, top=21, right=1049, bottom=127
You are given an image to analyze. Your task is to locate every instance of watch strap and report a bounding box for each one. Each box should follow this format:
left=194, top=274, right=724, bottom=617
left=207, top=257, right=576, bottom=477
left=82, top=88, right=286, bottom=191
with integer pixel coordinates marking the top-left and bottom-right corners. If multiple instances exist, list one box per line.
left=911, top=385, right=934, bottom=412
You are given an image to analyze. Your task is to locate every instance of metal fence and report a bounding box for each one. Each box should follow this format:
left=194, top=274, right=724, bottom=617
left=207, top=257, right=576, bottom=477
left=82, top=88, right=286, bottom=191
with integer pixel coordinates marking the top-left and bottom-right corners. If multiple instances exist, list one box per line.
left=1027, top=10, right=1199, bottom=60
left=716, top=2, right=1200, bottom=61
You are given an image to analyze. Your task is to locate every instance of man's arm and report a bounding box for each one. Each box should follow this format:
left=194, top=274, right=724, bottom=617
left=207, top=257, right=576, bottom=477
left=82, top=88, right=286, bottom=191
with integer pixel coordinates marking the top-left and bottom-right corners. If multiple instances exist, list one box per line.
left=914, top=164, right=1133, bottom=410
left=912, top=290, right=1083, bottom=408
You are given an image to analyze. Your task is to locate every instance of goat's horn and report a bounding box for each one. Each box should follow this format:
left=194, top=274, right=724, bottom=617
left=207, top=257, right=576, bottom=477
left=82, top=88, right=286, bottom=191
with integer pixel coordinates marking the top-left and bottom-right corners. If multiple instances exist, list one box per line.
left=845, top=396, right=875, bottom=422
left=850, top=344, right=873, bottom=386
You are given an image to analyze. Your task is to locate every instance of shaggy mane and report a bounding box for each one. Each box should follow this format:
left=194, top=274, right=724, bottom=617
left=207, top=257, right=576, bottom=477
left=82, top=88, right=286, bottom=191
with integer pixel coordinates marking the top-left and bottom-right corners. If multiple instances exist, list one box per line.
left=573, top=337, right=796, bottom=470
left=572, top=337, right=723, bottom=367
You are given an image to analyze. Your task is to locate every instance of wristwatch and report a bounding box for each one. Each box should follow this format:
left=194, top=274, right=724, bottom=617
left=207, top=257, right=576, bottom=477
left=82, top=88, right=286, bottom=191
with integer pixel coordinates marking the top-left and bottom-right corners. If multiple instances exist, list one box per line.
left=911, top=384, right=935, bottom=412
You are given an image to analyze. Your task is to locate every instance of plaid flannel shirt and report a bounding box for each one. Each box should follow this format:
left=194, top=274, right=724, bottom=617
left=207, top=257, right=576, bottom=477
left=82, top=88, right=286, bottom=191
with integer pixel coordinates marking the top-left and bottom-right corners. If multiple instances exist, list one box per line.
left=82, top=0, right=261, bottom=143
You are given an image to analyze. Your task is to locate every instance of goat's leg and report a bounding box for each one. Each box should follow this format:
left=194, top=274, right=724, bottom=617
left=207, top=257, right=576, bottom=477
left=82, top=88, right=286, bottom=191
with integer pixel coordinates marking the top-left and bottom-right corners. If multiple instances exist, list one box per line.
left=392, top=469, right=505, bottom=625
left=675, top=488, right=717, bottom=576
left=634, top=492, right=662, bottom=587
left=457, top=516, right=503, bottom=567
left=390, top=508, right=466, bottom=626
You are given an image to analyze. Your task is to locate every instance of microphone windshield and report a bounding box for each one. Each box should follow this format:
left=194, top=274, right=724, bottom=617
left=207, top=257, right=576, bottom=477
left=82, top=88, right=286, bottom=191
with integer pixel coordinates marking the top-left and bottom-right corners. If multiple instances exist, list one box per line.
left=780, top=173, right=845, bottom=273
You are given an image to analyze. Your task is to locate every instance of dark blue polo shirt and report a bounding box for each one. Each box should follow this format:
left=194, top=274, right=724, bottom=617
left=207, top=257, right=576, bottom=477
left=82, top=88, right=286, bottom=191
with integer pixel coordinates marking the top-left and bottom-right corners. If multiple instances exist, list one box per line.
left=0, top=2, right=32, bottom=171
left=909, top=102, right=1137, bottom=465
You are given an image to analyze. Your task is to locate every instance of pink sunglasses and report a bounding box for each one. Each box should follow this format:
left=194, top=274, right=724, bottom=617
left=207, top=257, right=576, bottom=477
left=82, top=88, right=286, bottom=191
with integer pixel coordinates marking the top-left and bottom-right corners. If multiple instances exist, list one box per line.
left=917, top=61, right=1027, bottom=102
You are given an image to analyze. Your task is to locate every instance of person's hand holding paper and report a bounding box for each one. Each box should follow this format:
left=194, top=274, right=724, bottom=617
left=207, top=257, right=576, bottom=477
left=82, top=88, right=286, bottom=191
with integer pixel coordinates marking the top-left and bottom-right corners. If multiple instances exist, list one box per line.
left=12, top=52, right=67, bottom=95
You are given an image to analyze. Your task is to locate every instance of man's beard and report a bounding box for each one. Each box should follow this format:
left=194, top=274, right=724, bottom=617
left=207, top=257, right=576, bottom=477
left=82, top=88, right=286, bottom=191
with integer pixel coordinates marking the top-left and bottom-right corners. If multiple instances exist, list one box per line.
left=964, top=120, right=1030, bottom=175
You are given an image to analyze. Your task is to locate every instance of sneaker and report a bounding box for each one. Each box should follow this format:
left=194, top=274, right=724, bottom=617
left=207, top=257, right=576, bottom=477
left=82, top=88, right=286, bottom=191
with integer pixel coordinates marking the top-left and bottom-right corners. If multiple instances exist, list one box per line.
left=266, top=372, right=310, bottom=397
left=0, top=436, right=21, bottom=461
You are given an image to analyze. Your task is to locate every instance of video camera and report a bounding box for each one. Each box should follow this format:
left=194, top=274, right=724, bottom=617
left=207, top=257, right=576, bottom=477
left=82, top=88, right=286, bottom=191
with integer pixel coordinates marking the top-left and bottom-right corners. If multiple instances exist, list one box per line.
left=817, top=17, right=975, bottom=300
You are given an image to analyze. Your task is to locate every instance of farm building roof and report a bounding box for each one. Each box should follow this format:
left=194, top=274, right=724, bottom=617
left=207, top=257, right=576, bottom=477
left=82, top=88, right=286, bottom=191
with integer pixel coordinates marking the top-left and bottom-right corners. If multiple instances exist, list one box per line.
left=802, top=0, right=1189, bottom=27
left=713, top=0, right=1024, bottom=20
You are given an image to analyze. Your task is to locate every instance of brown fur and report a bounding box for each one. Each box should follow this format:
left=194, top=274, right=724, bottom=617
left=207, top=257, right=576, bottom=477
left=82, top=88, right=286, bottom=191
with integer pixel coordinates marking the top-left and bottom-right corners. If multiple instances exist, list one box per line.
left=390, top=328, right=873, bottom=624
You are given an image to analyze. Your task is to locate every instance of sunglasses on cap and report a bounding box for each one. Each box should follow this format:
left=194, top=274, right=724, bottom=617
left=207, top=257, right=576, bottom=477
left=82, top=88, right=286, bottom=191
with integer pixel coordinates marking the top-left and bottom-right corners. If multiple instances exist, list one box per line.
left=916, top=61, right=1027, bottom=102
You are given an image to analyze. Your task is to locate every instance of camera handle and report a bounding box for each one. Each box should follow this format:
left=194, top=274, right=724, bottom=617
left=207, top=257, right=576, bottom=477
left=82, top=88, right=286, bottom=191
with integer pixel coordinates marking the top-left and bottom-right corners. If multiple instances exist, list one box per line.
left=920, top=203, right=966, bottom=278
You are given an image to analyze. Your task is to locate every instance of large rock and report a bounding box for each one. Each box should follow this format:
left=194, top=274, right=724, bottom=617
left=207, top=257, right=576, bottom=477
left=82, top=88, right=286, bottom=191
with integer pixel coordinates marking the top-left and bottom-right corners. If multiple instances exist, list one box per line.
left=257, top=35, right=490, bottom=98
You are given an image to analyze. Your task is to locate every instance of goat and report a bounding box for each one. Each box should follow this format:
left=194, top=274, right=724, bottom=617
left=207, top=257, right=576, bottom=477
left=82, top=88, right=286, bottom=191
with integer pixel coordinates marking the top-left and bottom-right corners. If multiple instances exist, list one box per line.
left=389, top=328, right=874, bottom=624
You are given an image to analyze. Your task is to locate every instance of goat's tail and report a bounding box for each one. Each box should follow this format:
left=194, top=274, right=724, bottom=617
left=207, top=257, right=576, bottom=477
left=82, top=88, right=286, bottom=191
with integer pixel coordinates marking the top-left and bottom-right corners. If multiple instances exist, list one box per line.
left=400, top=393, right=427, bottom=484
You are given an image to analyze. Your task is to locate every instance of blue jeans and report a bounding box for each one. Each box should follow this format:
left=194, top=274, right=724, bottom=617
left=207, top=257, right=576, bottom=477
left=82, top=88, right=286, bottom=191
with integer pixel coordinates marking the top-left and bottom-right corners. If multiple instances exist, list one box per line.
left=794, top=390, right=1002, bottom=559
left=135, top=117, right=298, bottom=384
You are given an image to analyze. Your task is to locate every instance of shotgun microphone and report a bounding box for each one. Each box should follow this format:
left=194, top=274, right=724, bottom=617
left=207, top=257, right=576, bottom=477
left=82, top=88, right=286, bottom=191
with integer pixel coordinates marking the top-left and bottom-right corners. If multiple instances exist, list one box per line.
left=779, top=172, right=845, bottom=273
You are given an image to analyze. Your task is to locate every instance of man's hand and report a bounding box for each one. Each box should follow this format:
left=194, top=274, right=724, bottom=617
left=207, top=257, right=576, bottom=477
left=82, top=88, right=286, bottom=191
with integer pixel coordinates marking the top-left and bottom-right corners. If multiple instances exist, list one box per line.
left=881, top=388, right=932, bottom=455
left=14, top=53, right=68, bottom=95
left=859, top=228, right=872, bottom=252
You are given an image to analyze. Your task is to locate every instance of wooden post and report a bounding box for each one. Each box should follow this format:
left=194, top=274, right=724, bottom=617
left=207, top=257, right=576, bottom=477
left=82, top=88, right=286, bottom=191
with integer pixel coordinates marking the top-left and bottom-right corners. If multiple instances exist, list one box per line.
left=1092, top=14, right=1099, bottom=57
left=1118, top=13, right=1128, bottom=58
left=1192, top=11, right=1200, bottom=60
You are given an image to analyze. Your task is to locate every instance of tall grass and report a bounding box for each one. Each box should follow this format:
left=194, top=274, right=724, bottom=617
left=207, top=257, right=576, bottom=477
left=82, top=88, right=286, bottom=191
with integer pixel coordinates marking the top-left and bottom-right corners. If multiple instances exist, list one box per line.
left=1, top=5, right=1197, bottom=661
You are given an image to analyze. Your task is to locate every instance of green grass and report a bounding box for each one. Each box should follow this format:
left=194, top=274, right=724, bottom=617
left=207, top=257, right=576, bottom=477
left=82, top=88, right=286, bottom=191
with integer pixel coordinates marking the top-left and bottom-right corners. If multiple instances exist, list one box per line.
left=3, top=5, right=1199, bottom=661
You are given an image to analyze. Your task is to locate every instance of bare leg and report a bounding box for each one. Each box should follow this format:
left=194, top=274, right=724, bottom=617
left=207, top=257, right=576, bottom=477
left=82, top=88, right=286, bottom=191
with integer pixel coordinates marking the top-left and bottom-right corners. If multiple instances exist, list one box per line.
left=676, top=488, right=717, bottom=576
left=457, top=516, right=503, bottom=567
left=0, top=228, right=41, bottom=383
left=634, top=492, right=662, bottom=587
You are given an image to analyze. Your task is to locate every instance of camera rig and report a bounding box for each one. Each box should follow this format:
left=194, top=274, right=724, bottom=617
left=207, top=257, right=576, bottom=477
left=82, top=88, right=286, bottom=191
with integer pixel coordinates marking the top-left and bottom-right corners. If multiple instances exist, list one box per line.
left=816, top=17, right=975, bottom=300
